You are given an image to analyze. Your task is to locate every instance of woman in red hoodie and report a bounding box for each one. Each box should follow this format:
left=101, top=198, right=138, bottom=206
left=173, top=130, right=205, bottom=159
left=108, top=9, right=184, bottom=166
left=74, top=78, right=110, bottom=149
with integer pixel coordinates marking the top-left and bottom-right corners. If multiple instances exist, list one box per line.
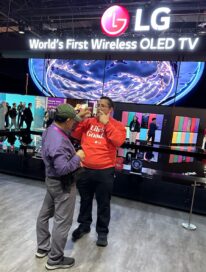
left=71, top=96, right=126, bottom=247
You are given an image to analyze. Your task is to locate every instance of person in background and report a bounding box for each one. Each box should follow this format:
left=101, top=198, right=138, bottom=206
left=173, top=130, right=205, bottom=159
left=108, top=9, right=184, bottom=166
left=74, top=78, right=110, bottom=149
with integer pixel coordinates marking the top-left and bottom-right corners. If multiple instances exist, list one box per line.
left=71, top=96, right=126, bottom=247
left=46, top=107, right=56, bottom=128
left=9, top=103, right=17, bottom=130
left=0, top=102, right=6, bottom=130
left=24, top=103, right=33, bottom=131
left=17, top=102, right=23, bottom=128
left=147, top=118, right=157, bottom=145
left=43, top=110, right=49, bottom=128
left=36, top=103, right=85, bottom=270
left=129, top=115, right=140, bottom=144
left=19, top=103, right=26, bottom=129
left=5, top=102, right=10, bottom=128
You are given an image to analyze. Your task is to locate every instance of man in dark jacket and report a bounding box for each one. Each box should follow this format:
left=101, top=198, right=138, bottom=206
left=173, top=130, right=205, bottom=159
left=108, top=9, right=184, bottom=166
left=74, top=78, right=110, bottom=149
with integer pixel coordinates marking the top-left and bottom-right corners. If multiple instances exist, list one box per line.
left=24, top=103, right=33, bottom=131
left=9, top=103, right=17, bottom=129
left=147, top=118, right=158, bottom=145
left=5, top=102, right=11, bottom=128
left=19, top=103, right=26, bottom=129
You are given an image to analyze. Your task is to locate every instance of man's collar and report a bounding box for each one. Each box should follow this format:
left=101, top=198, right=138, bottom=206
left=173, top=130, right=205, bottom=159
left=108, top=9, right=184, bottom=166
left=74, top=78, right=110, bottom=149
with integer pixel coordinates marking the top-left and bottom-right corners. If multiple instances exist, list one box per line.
left=53, top=123, right=69, bottom=136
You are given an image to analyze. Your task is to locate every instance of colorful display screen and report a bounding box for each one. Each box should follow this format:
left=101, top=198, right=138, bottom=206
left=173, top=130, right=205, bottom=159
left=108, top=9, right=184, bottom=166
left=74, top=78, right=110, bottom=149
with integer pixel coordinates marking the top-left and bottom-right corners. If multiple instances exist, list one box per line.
left=121, top=111, right=164, bottom=143
left=169, top=154, right=194, bottom=163
left=0, top=92, right=46, bottom=130
left=172, top=116, right=200, bottom=144
left=0, top=59, right=206, bottom=108
left=28, top=59, right=204, bottom=106
left=117, top=148, right=159, bottom=163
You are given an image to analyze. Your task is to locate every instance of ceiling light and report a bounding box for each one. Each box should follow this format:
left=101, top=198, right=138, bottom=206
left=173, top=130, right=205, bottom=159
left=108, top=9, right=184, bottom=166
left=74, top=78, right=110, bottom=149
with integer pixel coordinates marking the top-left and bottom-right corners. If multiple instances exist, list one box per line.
left=18, top=25, right=25, bottom=34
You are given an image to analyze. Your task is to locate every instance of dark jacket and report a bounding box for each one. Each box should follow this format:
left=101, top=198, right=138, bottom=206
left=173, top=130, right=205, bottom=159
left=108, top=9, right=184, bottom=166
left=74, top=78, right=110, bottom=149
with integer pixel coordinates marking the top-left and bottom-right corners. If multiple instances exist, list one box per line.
left=9, top=108, right=17, bottom=119
left=148, top=123, right=157, bottom=135
left=24, top=107, right=33, bottom=122
left=129, top=120, right=140, bottom=132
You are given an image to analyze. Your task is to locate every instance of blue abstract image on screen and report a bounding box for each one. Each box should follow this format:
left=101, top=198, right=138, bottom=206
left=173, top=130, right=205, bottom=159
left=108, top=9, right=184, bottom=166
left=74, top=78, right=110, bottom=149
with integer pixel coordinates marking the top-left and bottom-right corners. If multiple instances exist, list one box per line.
left=29, top=59, right=204, bottom=105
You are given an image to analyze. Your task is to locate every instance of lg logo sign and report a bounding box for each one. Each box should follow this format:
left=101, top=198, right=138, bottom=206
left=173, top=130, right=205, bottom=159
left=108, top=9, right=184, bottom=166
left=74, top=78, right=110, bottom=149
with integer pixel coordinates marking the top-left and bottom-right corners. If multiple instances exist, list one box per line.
left=101, top=6, right=130, bottom=37
left=101, top=5, right=171, bottom=37
left=29, top=4, right=199, bottom=52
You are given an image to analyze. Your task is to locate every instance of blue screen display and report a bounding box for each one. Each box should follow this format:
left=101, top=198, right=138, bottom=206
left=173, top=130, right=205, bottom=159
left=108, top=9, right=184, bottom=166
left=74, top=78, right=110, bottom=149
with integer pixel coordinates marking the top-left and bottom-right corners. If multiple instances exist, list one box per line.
left=29, top=59, right=204, bottom=105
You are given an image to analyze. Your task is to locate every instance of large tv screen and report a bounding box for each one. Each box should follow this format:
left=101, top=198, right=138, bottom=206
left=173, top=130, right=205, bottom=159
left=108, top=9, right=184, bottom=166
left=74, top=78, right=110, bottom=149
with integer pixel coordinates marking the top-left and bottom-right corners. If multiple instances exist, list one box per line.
left=0, top=58, right=206, bottom=108
left=28, top=59, right=204, bottom=106
left=172, top=116, right=200, bottom=145
left=169, top=154, right=194, bottom=163
left=121, top=111, right=164, bottom=143
left=117, top=148, right=159, bottom=163
left=0, top=92, right=46, bottom=130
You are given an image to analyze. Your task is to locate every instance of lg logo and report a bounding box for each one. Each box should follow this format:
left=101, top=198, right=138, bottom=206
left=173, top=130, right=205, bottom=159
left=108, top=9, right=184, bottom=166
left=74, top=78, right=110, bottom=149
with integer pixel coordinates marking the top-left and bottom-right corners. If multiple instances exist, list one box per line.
left=101, top=5, right=171, bottom=37
left=101, top=5, right=130, bottom=37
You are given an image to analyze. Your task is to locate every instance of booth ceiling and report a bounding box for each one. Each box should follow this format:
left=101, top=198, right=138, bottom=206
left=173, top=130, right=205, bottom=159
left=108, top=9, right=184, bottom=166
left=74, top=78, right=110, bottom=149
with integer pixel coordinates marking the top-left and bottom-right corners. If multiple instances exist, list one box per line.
left=1, top=0, right=206, bottom=37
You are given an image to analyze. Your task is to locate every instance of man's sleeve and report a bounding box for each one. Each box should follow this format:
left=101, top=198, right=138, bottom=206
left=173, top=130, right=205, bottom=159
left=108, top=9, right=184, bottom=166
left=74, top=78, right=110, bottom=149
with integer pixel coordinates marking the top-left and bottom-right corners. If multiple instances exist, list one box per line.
left=71, top=119, right=89, bottom=140
left=52, top=147, right=81, bottom=176
left=104, top=121, right=126, bottom=147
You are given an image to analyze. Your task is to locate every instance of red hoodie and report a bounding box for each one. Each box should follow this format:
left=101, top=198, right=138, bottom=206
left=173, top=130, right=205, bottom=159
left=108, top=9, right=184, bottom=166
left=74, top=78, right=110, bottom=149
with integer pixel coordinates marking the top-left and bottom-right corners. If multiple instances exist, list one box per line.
left=71, top=117, right=126, bottom=169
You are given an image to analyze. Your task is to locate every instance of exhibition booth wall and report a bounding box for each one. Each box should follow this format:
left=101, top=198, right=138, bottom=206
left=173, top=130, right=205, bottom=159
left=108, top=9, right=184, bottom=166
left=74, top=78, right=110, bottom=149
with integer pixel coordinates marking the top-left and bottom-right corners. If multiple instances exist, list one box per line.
left=0, top=3, right=205, bottom=215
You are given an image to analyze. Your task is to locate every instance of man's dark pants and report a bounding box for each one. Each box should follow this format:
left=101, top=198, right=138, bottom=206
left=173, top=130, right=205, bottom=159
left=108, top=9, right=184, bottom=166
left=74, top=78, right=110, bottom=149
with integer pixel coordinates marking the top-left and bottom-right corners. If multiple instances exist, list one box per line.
left=77, top=167, right=114, bottom=235
left=147, top=133, right=155, bottom=145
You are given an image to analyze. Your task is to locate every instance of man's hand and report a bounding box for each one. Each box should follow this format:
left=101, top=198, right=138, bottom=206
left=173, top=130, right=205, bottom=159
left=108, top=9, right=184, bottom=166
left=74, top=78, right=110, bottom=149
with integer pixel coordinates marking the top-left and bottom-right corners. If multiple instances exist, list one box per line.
left=98, top=110, right=110, bottom=125
left=76, top=149, right=85, bottom=161
left=77, top=107, right=91, bottom=120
